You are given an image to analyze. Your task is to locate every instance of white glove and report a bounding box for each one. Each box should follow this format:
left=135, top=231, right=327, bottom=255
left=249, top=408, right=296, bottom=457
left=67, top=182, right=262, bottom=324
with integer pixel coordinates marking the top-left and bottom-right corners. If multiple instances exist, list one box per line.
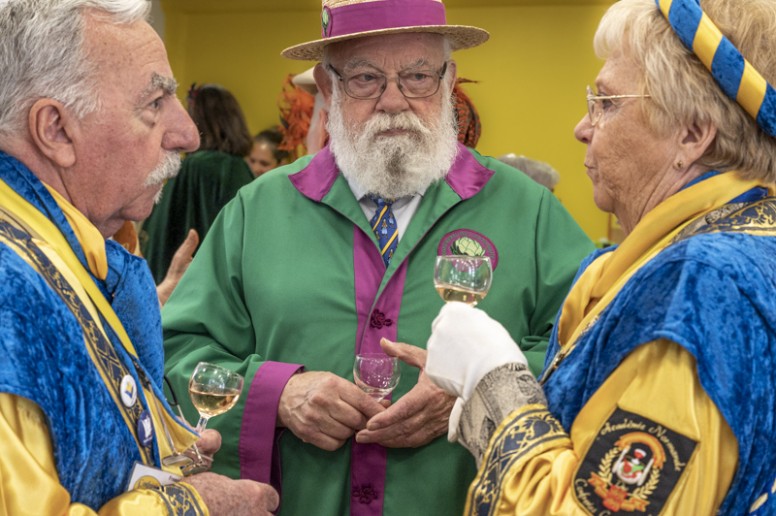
left=425, top=302, right=528, bottom=402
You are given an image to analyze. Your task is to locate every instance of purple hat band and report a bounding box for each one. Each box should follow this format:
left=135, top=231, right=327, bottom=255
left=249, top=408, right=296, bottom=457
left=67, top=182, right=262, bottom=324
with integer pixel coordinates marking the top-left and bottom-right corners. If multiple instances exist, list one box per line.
left=322, top=0, right=447, bottom=39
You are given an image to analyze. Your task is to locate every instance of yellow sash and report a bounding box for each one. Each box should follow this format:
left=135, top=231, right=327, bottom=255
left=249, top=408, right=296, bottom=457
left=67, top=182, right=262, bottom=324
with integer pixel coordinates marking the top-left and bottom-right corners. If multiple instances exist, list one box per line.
left=551, top=173, right=774, bottom=373
left=0, top=178, right=197, bottom=471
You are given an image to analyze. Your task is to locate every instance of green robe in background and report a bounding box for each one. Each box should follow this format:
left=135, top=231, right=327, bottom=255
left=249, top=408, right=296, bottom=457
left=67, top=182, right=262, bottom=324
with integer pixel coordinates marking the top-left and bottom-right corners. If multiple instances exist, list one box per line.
left=141, top=149, right=253, bottom=283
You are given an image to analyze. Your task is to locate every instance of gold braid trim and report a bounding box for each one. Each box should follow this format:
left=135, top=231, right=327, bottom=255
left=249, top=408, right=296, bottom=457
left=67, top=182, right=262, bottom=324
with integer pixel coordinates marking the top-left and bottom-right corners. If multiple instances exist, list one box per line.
left=466, top=404, right=570, bottom=516
left=152, top=482, right=207, bottom=516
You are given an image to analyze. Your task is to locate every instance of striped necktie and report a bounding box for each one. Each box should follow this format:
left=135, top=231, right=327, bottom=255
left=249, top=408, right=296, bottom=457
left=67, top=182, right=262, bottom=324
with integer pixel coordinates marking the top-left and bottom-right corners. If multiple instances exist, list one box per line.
left=369, top=195, right=398, bottom=266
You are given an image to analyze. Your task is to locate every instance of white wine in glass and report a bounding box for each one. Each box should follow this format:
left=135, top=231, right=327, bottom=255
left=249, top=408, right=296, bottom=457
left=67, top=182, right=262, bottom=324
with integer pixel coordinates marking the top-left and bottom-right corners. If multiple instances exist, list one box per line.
left=353, top=353, right=400, bottom=401
left=188, top=362, right=243, bottom=433
left=434, top=255, right=493, bottom=306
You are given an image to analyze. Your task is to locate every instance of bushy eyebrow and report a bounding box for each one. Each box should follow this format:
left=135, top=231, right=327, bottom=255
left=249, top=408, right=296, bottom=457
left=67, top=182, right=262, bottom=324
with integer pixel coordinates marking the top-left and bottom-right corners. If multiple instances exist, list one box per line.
left=342, top=57, right=435, bottom=74
left=140, top=72, right=178, bottom=100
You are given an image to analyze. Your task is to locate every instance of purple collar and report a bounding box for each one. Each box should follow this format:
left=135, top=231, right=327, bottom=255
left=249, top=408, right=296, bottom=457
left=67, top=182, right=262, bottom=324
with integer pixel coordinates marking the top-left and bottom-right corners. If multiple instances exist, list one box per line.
left=289, top=143, right=493, bottom=202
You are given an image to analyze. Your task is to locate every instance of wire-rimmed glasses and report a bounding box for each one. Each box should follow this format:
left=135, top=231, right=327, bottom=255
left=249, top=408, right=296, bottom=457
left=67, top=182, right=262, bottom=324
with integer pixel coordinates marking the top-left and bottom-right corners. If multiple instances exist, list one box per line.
left=586, top=85, right=651, bottom=127
left=328, top=62, right=449, bottom=100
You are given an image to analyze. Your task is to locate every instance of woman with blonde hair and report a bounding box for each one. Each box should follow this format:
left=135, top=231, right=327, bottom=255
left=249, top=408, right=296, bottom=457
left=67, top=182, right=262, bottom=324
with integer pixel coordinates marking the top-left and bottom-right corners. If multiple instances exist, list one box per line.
left=391, top=0, right=776, bottom=514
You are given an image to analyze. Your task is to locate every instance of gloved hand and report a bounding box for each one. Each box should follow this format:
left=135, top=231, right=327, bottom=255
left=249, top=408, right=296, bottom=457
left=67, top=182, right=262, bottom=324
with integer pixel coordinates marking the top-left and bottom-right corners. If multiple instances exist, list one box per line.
left=426, top=302, right=527, bottom=402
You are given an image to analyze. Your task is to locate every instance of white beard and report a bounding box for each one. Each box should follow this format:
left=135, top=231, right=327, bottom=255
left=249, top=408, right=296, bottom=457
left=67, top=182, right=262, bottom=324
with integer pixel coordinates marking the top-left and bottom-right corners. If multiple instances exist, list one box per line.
left=327, top=81, right=459, bottom=200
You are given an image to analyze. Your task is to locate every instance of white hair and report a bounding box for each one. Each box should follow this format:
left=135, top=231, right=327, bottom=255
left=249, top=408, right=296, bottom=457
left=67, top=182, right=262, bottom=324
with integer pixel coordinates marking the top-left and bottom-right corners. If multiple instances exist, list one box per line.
left=0, top=0, right=150, bottom=139
left=497, top=153, right=560, bottom=191
left=594, top=0, right=776, bottom=181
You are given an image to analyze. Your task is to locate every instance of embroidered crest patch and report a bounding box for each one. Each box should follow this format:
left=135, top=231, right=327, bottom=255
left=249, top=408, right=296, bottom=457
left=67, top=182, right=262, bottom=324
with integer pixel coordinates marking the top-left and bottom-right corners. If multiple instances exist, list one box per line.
left=574, top=408, right=696, bottom=515
left=437, top=229, right=499, bottom=270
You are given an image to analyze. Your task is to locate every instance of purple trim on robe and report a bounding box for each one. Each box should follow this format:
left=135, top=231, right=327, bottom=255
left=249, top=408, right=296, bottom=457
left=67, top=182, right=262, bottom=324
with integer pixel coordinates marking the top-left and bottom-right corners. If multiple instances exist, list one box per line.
left=350, top=227, right=408, bottom=515
left=239, top=361, right=303, bottom=485
left=288, top=147, right=339, bottom=202
left=445, top=143, right=494, bottom=200
left=326, top=0, right=446, bottom=38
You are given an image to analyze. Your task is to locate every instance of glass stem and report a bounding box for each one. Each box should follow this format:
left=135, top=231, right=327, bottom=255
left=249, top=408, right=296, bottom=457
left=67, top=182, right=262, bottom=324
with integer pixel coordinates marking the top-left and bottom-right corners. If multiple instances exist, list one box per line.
left=195, top=415, right=210, bottom=433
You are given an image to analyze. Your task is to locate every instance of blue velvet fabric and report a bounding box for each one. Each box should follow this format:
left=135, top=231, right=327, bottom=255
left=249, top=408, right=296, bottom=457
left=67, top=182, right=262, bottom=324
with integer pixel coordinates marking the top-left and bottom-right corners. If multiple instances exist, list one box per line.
left=542, top=202, right=776, bottom=514
left=0, top=152, right=166, bottom=508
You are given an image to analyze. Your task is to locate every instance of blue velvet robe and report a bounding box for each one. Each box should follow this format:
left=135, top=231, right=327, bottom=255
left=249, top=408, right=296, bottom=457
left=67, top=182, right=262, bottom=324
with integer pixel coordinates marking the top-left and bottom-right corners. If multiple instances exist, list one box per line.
left=0, top=152, right=171, bottom=508
left=543, top=197, right=776, bottom=514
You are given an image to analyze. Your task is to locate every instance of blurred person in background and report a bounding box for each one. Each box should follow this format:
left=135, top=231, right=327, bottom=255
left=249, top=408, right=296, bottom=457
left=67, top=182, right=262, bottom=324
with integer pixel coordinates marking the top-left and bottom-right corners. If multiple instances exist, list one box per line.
left=246, top=127, right=291, bottom=177
left=498, top=153, right=561, bottom=191
left=141, top=83, right=254, bottom=284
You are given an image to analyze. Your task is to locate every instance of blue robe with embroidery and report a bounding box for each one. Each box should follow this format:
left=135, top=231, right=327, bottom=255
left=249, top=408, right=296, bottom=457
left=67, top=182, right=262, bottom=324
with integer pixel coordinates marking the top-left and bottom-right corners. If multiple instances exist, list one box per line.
left=543, top=200, right=776, bottom=514
left=0, top=152, right=167, bottom=508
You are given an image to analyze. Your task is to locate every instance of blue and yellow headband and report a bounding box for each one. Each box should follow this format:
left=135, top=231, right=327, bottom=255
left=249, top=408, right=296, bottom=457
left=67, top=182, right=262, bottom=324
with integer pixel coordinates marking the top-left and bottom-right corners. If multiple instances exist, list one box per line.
left=656, top=0, right=776, bottom=138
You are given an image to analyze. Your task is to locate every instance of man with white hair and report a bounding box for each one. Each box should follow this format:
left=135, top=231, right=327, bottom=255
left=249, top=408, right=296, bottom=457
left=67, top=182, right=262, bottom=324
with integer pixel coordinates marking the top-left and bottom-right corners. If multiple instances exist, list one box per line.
left=162, top=0, right=594, bottom=514
left=0, top=0, right=278, bottom=513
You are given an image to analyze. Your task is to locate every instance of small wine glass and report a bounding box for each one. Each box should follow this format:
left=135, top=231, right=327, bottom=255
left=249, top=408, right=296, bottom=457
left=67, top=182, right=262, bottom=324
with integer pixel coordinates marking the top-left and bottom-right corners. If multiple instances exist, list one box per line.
left=188, top=362, right=244, bottom=433
left=434, top=255, right=493, bottom=306
left=353, top=353, right=400, bottom=401
left=180, top=362, right=243, bottom=476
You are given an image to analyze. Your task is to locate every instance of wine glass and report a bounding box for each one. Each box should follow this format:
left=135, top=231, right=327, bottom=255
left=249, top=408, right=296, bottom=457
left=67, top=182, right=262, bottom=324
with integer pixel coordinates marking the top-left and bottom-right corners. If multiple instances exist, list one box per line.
left=188, top=362, right=244, bottom=432
left=353, top=353, right=400, bottom=401
left=180, top=362, right=243, bottom=476
left=434, top=255, right=492, bottom=305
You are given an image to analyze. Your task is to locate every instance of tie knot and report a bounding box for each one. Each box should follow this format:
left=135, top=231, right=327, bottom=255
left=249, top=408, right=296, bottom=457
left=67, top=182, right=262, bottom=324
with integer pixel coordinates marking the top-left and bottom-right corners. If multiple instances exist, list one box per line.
left=369, top=194, right=395, bottom=208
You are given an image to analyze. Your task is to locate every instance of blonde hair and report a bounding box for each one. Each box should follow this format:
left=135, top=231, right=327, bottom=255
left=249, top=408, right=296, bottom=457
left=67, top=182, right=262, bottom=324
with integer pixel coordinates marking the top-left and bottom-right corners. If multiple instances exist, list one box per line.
left=595, top=0, right=776, bottom=182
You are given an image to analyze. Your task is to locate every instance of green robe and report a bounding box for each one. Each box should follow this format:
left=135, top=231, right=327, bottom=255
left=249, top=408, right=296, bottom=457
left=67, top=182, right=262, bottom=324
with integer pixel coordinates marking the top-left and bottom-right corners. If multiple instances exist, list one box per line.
left=163, top=145, right=594, bottom=515
left=141, top=149, right=253, bottom=283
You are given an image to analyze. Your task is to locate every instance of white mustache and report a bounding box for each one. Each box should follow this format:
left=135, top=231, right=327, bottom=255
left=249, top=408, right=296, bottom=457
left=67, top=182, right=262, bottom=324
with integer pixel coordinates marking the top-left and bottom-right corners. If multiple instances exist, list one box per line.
left=362, top=111, right=433, bottom=137
left=144, top=152, right=181, bottom=188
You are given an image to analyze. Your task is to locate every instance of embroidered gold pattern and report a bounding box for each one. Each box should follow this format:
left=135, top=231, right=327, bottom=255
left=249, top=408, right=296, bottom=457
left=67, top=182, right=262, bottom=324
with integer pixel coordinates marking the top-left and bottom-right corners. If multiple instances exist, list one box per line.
left=468, top=407, right=567, bottom=516
left=156, top=483, right=207, bottom=516
left=0, top=220, right=153, bottom=463
left=675, top=197, right=776, bottom=242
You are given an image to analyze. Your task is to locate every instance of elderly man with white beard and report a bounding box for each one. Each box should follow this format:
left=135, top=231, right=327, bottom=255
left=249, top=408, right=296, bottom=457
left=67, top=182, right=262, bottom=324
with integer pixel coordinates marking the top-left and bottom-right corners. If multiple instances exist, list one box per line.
left=162, top=0, right=595, bottom=514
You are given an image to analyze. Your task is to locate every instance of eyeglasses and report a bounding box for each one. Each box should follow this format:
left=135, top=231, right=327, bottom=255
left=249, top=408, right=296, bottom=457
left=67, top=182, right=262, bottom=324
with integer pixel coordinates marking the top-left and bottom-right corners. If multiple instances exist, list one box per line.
left=327, top=62, right=448, bottom=100
left=586, top=85, right=651, bottom=127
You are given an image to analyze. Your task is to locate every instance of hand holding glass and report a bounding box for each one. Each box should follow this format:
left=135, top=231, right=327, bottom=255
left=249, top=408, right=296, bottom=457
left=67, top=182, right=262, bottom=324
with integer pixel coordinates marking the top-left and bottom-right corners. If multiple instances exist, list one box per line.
left=179, top=362, right=243, bottom=476
left=434, top=255, right=493, bottom=305
left=353, top=353, right=400, bottom=400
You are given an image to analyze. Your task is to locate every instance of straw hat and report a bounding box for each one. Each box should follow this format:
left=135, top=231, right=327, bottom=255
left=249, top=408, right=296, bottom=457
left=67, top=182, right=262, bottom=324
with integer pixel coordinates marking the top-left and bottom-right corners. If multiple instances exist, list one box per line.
left=281, top=0, right=489, bottom=61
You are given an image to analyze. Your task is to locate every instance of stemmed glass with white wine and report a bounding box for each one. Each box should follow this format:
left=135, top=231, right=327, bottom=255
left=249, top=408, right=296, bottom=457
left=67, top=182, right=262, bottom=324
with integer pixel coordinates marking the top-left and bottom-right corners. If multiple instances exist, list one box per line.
left=353, top=353, right=400, bottom=401
left=188, top=361, right=244, bottom=432
left=434, top=255, right=493, bottom=305
left=181, top=362, right=243, bottom=475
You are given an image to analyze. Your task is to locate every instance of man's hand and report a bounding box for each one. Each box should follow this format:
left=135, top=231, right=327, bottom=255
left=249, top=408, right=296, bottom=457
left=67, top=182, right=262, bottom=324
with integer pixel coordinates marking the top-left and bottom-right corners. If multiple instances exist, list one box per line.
left=277, top=371, right=385, bottom=451
left=184, top=472, right=278, bottom=515
left=355, top=339, right=455, bottom=448
left=156, top=228, right=199, bottom=306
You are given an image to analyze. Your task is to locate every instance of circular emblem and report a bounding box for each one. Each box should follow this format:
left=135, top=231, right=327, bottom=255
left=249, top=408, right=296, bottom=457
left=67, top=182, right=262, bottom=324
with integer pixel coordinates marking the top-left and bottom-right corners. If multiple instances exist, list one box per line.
left=120, top=374, right=138, bottom=408
left=437, top=229, right=499, bottom=270
left=321, top=7, right=332, bottom=37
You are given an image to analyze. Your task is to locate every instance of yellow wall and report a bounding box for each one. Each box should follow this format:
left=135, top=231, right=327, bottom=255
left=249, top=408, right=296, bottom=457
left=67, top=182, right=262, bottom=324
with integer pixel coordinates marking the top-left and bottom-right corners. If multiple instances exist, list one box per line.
left=161, top=0, right=614, bottom=241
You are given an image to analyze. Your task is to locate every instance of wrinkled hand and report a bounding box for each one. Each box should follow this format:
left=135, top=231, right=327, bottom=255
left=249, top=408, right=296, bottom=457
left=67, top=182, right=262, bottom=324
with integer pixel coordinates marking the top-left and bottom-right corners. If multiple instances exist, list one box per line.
left=278, top=371, right=385, bottom=451
left=355, top=339, right=455, bottom=448
left=156, top=229, right=199, bottom=306
left=426, top=302, right=527, bottom=401
left=184, top=472, right=278, bottom=515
